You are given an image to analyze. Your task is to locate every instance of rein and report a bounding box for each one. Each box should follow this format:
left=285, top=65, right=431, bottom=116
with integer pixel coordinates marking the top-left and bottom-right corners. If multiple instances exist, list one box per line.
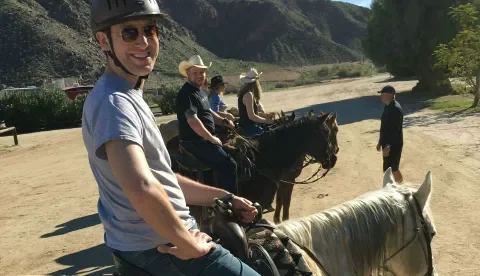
left=281, top=194, right=434, bottom=276
left=382, top=195, right=434, bottom=276
left=229, top=125, right=332, bottom=185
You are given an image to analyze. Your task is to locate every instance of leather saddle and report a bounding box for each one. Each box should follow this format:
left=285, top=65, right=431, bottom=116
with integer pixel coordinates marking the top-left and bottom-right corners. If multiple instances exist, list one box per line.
left=199, top=198, right=259, bottom=261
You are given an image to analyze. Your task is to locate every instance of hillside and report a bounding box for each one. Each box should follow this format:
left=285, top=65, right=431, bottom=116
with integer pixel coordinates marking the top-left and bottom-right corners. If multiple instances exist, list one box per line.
left=0, top=0, right=370, bottom=87
left=162, top=0, right=369, bottom=64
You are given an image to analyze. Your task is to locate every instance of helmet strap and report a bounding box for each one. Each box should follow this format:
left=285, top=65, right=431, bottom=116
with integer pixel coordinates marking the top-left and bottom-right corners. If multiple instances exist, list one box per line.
left=105, top=30, right=134, bottom=76
left=105, top=29, right=150, bottom=90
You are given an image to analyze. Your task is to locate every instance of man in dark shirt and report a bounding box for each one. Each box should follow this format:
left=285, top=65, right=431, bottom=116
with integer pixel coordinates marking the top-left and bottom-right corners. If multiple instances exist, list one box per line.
left=176, top=55, right=238, bottom=194
left=376, top=85, right=404, bottom=183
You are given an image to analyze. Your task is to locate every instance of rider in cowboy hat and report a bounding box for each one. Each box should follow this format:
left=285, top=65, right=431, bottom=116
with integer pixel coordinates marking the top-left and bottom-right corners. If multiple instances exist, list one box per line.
left=237, top=68, right=275, bottom=137
left=83, top=1, right=258, bottom=274
left=175, top=55, right=239, bottom=195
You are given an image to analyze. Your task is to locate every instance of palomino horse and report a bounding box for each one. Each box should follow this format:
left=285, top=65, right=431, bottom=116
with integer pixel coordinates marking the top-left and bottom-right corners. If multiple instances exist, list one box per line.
left=275, top=168, right=437, bottom=275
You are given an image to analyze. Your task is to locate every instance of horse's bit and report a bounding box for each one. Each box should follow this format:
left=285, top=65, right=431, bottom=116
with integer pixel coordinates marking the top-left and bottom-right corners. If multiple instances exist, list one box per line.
left=382, top=195, right=434, bottom=276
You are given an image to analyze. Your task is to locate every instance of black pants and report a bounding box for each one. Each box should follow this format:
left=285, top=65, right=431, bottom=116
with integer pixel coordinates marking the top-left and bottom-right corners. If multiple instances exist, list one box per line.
left=180, top=139, right=238, bottom=194
left=383, top=145, right=403, bottom=172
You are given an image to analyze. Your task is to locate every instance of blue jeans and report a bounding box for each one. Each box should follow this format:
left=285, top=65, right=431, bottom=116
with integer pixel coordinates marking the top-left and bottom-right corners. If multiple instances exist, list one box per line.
left=111, top=223, right=260, bottom=276
left=241, top=124, right=264, bottom=137
left=180, top=139, right=238, bottom=194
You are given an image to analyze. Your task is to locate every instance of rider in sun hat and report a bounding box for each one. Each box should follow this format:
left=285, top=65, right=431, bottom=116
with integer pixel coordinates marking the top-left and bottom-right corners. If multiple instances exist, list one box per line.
left=83, top=1, right=259, bottom=275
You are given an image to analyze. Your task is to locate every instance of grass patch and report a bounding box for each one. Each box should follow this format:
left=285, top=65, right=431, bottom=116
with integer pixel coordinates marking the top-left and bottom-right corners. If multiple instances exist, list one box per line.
left=427, top=95, right=479, bottom=113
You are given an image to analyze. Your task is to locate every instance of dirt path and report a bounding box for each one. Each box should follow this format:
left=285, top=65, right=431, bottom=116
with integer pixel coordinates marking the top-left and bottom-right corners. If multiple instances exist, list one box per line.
left=0, top=73, right=478, bottom=275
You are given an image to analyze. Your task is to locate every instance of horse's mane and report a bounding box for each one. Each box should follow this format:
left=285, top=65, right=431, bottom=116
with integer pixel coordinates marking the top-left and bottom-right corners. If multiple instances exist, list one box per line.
left=276, top=184, right=418, bottom=275
left=255, top=114, right=328, bottom=152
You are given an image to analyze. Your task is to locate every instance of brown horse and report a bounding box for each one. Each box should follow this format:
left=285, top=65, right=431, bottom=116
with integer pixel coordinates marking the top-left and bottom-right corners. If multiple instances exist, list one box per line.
left=274, top=110, right=339, bottom=224
left=159, top=111, right=339, bottom=222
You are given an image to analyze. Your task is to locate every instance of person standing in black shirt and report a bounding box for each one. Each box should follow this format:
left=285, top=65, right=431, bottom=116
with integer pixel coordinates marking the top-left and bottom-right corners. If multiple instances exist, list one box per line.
left=376, top=85, right=404, bottom=183
left=175, top=55, right=238, bottom=194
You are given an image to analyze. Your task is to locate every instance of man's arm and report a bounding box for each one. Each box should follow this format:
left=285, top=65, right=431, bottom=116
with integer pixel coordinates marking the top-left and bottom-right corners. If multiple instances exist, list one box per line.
left=176, top=173, right=229, bottom=206
left=186, top=113, right=216, bottom=141
left=210, top=108, right=226, bottom=125
left=105, top=140, right=199, bottom=252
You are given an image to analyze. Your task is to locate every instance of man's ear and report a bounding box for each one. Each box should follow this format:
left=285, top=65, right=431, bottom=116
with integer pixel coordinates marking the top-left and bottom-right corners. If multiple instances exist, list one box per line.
left=96, top=31, right=111, bottom=52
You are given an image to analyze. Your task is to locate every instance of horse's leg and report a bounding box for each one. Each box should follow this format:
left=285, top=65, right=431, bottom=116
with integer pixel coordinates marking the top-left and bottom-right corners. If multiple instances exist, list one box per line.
left=282, top=183, right=294, bottom=222
left=274, top=184, right=283, bottom=224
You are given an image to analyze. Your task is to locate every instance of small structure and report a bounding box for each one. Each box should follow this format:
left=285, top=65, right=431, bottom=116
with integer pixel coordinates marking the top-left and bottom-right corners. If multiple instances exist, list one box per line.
left=62, top=83, right=94, bottom=100
left=0, top=121, right=18, bottom=146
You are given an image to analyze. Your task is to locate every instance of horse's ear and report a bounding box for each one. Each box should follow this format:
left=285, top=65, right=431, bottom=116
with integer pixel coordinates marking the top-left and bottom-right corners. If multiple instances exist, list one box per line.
left=281, top=110, right=286, bottom=117
left=290, top=111, right=295, bottom=119
left=383, top=167, right=395, bottom=187
left=328, top=112, right=337, bottom=122
left=415, top=171, right=433, bottom=211
left=308, top=110, right=315, bottom=117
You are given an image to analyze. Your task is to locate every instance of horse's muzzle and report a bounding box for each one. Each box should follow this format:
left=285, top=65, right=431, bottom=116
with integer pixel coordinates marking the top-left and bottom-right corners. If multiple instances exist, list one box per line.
left=323, top=155, right=337, bottom=169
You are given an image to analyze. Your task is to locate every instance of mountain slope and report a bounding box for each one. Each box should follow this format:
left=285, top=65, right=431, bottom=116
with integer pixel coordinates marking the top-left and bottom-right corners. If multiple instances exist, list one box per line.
left=0, top=0, right=370, bottom=87
left=160, top=0, right=370, bottom=64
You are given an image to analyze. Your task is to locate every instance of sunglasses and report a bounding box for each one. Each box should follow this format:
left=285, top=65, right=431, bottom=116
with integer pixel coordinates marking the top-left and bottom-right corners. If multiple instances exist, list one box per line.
left=118, top=24, right=159, bottom=44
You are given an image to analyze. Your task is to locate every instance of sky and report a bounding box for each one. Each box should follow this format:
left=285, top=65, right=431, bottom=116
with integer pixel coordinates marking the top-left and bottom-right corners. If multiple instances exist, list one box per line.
left=333, top=0, right=372, bottom=8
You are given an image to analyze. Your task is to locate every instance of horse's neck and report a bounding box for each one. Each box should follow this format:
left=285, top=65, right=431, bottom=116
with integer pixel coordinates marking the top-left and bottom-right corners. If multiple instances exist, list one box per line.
left=279, top=219, right=355, bottom=276
left=255, top=122, right=311, bottom=170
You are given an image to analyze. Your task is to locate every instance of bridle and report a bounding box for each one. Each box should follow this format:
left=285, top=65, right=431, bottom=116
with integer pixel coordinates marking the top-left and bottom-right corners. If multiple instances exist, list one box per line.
left=230, top=118, right=337, bottom=185
left=290, top=194, right=434, bottom=276
left=382, top=195, right=434, bottom=276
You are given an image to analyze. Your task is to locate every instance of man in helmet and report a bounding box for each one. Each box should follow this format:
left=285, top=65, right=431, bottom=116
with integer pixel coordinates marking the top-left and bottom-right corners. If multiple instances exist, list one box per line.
left=82, top=1, right=260, bottom=275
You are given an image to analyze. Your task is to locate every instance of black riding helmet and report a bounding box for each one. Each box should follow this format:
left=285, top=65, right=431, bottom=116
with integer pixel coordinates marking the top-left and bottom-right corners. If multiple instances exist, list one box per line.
left=90, top=0, right=166, bottom=89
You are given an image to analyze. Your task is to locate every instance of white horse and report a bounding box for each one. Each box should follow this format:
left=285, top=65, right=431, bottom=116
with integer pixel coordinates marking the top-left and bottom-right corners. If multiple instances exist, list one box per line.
left=276, top=168, right=437, bottom=276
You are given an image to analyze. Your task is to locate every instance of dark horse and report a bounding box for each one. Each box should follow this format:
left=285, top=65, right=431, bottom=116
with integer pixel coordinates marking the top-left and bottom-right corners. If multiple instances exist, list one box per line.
left=216, top=112, right=339, bottom=213
left=163, top=112, right=339, bottom=224
left=273, top=110, right=338, bottom=224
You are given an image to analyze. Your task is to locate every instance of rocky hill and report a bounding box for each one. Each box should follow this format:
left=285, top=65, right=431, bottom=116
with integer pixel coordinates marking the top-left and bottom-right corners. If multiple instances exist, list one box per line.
left=0, top=0, right=369, bottom=87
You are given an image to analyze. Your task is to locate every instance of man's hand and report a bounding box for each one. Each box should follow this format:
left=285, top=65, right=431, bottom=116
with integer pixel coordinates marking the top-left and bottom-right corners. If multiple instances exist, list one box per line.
left=225, top=113, right=235, bottom=121
left=208, top=136, right=222, bottom=146
left=376, top=143, right=381, bottom=152
left=268, top=112, right=276, bottom=119
left=157, top=229, right=216, bottom=260
left=382, top=145, right=391, bottom=157
left=231, top=196, right=259, bottom=223
left=223, top=119, right=235, bottom=129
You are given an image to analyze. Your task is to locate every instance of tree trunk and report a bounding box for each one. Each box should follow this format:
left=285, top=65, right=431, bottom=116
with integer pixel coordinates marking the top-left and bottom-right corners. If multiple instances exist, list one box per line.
left=473, top=72, right=480, bottom=107
left=414, top=61, right=453, bottom=95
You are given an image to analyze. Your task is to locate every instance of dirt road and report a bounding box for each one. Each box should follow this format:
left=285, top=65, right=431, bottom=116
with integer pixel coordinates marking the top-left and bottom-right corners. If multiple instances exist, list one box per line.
left=0, top=74, right=478, bottom=275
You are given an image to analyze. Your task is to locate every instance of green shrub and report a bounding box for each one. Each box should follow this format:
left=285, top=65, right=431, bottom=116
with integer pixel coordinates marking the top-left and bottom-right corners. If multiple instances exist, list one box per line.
left=0, top=89, right=86, bottom=133
left=153, top=82, right=182, bottom=115
left=300, top=62, right=378, bottom=82
left=143, top=93, right=156, bottom=106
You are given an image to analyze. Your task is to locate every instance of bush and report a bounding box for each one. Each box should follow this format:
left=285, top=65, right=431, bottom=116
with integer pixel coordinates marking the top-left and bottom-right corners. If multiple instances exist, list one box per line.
left=0, top=89, right=86, bottom=133
left=300, top=62, right=378, bottom=82
left=153, top=82, right=182, bottom=115
left=143, top=93, right=156, bottom=106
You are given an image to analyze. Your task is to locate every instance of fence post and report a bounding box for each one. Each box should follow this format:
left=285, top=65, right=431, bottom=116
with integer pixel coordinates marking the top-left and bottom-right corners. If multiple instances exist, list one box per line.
left=13, top=127, right=18, bottom=145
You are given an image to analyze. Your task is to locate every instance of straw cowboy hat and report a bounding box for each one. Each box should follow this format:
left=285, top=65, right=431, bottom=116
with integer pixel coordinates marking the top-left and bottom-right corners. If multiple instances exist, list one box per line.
left=239, top=68, right=263, bottom=84
left=178, top=55, right=212, bottom=77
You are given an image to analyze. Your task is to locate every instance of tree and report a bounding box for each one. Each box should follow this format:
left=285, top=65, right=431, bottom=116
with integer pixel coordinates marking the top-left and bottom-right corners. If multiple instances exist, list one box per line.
left=363, top=0, right=471, bottom=95
left=434, top=3, right=480, bottom=107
